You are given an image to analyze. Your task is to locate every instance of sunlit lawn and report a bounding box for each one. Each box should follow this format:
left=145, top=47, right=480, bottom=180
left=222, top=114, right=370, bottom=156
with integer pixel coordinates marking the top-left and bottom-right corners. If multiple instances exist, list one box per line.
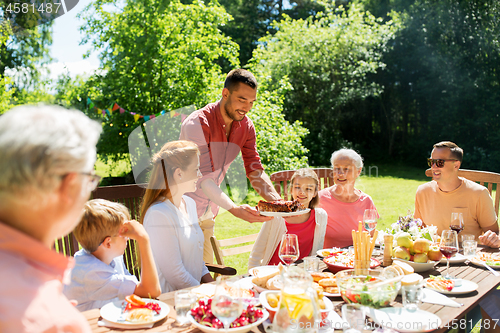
left=214, top=164, right=430, bottom=275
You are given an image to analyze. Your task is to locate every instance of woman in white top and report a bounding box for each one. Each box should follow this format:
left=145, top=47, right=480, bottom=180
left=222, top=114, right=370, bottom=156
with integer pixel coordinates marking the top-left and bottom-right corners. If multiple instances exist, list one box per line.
left=248, top=168, right=327, bottom=269
left=140, top=140, right=214, bottom=292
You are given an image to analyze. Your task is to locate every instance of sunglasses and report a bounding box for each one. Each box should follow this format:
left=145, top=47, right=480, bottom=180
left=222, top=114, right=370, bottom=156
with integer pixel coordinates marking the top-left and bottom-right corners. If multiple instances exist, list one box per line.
left=427, top=158, right=458, bottom=168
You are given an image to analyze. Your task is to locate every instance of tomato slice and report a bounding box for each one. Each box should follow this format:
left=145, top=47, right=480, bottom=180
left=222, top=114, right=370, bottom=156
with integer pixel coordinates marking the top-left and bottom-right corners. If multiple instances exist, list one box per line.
left=125, top=294, right=146, bottom=306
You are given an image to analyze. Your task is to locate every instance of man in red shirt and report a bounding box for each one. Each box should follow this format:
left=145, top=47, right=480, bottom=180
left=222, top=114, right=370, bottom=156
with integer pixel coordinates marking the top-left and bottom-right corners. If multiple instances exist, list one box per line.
left=180, top=69, right=281, bottom=263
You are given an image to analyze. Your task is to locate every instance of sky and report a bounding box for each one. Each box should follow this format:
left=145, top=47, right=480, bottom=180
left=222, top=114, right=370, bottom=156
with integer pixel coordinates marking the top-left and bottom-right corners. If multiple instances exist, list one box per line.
left=48, top=0, right=100, bottom=80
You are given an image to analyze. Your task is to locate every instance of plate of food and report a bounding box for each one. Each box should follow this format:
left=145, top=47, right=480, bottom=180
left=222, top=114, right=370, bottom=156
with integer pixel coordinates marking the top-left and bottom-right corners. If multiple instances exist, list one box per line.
left=100, top=295, right=169, bottom=326
left=439, top=253, right=467, bottom=264
left=249, top=264, right=284, bottom=292
left=257, top=199, right=310, bottom=217
left=470, top=252, right=500, bottom=269
left=310, top=271, right=341, bottom=297
left=323, top=250, right=380, bottom=273
left=316, top=248, right=342, bottom=258
left=188, top=299, right=268, bottom=333
left=425, top=276, right=478, bottom=295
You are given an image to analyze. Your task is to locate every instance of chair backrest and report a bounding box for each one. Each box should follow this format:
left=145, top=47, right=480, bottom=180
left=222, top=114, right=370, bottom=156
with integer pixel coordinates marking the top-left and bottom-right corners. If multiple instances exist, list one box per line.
left=210, top=233, right=259, bottom=267
left=425, top=168, right=500, bottom=216
left=53, top=184, right=146, bottom=279
left=270, top=168, right=334, bottom=200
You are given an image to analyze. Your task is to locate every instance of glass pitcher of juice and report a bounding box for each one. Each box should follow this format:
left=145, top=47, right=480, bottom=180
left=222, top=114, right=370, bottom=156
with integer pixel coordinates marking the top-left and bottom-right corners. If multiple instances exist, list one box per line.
left=273, top=266, right=320, bottom=333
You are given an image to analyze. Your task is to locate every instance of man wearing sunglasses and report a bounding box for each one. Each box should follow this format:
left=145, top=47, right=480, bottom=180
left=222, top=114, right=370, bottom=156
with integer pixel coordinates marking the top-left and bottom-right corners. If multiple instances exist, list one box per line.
left=414, top=141, right=499, bottom=247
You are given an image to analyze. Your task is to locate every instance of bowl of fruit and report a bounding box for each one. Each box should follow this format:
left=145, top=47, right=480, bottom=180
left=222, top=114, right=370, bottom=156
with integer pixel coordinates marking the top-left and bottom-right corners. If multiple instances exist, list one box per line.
left=336, top=269, right=400, bottom=308
left=188, top=298, right=268, bottom=333
left=259, top=290, right=333, bottom=326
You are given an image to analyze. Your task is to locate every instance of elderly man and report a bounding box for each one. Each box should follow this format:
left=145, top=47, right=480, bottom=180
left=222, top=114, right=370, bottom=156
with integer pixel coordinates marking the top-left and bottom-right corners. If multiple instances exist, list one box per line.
left=415, top=141, right=500, bottom=247
left=180, top=69, right=280, bottom=263
left=0, top=105, right=101, bottom=332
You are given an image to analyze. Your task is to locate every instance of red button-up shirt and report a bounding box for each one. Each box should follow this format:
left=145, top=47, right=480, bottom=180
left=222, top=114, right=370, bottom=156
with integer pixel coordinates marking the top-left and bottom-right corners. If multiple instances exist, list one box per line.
left=180, top=101, right=263, bottom=218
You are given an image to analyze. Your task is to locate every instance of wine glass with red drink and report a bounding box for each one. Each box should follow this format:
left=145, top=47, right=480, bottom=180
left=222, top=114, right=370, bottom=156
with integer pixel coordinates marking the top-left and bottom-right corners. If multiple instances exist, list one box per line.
left=279, top=234, right=300, bottom=266
left=439, top=230, right=459, bottom=279
left=450, top=212, right=464, bottom=234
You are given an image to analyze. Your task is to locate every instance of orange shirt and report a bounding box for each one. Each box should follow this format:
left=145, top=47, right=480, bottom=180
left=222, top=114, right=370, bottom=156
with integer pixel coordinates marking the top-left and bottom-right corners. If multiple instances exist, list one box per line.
left=0, top=222, right=91, bottom=333
left=319, top=189, right=378, bottom=248
left=414, top=178, right=497, bottom=241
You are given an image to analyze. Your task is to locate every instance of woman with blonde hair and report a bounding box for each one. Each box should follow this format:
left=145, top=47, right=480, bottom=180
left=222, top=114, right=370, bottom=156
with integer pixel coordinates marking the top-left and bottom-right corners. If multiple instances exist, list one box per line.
left=319, top=148, right=378, bottom=248
left=140, top=140, right=213, bottom=292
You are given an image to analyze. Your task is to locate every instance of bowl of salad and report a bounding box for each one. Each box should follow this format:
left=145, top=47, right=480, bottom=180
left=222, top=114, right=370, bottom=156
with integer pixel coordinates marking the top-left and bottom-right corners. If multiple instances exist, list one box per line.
left=323, top=250, right=380, bottom=273
left=336, top=269, right=400, bottom=308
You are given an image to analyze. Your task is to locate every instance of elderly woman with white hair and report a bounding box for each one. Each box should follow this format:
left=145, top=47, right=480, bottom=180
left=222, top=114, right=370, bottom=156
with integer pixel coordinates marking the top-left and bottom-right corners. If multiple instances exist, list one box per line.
left=319, top=148, right=379, bottom=248
left=0, top=105, right=101, bottom=333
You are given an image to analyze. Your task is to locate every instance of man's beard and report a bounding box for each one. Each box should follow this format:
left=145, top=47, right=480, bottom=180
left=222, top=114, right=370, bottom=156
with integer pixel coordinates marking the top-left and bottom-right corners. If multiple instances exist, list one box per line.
left=224, top=102, right=244, bottom=122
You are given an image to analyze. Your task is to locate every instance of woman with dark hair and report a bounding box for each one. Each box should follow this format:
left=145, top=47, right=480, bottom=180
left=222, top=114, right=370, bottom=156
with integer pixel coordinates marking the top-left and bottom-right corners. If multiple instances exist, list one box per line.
left=140, top=140, right=214, bottom=292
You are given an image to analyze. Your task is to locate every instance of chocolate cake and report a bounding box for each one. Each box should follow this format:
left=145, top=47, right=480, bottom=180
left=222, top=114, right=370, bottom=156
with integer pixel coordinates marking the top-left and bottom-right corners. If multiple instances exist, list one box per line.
left=257, top=199, right=306, bottom=212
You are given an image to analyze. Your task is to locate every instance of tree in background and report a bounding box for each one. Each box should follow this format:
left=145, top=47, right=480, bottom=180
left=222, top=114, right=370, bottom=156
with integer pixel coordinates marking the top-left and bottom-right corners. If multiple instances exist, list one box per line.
left=358, top=0, right=500, bottom=170
left=63, top=0, right=309, bottom=174
left=77, top=0, right=238, bottom=163
left=217, top=0, right=327, bottom=67
left=0, top=4, right=53, bottom=108
left=249, top=4, right=401, bottom=166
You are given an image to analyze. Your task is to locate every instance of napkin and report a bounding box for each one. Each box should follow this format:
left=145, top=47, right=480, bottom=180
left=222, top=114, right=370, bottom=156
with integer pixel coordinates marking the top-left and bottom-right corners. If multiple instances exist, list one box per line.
left=422, top=288, right=462, bottom=307
left=98, top=318, right=154, bottom=329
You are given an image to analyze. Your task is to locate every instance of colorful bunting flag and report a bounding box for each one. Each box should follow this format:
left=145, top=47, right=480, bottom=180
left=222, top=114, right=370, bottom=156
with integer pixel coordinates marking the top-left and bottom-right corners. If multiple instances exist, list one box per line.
left=85, top=97, right=191, bottom=123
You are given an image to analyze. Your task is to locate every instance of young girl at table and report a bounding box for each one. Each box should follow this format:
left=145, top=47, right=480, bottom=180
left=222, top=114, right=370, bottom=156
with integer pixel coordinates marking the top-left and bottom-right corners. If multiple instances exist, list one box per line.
left=140, top=140, right=214, bottom=293
left=248, top=168, right=327, bottom=269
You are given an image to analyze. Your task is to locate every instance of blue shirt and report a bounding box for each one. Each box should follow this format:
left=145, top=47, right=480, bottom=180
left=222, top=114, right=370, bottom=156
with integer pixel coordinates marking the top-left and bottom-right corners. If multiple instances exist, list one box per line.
left=63, top=249, right=138, bottom=311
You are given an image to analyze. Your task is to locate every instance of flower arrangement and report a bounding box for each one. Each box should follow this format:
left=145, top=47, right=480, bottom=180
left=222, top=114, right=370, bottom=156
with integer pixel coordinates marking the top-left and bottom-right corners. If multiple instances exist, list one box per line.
left=378, top=211, right=438, bottom=243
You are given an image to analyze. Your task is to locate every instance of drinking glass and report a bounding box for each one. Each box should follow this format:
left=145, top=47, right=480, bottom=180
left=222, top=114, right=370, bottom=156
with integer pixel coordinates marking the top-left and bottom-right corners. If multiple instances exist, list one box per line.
left=463, top=240, right=477, bottom=258
left=279, top=234, right=300, bottom=266
left=303, top=256, right=320, bottom=273
left=363, top=209, right=378, bottom=232
left=211, top=276, right=243, bottom=333
left=439, top=230, right=459, bottom=279
left=450, top=212, right=464, bottom=234
left=341, top=304, right=365, bottom=333
left=402, top=284, right=423, bottom=312
left=174, top=290, right=197, bottom=325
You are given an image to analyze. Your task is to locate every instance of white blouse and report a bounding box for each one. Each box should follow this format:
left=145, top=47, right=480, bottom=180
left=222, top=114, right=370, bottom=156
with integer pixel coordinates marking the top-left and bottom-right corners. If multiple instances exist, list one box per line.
left=143, top=196, right=209, bottom=293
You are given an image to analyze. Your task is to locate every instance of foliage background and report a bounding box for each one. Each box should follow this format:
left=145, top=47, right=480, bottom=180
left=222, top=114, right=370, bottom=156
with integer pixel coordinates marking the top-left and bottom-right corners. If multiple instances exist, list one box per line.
left=3, top=0, right=500, bottom=172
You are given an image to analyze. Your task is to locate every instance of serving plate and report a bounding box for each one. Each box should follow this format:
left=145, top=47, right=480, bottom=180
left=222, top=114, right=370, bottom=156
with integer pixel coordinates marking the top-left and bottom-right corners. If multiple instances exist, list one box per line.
left=323, top=252, right=380, bottom=273
left=100, top=299, right=169, bottom=326
left=425, top=278, right=478, bottom=295
left=259, top=209, right=310, bottom=217
left=469, top=252, right=500, bottom=270
left=316, top=248, right=342, bottom=258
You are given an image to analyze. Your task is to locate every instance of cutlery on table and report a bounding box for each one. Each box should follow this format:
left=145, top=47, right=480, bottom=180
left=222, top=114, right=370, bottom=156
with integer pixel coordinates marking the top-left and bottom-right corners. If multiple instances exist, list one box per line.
left=482, top=262, right=500, bottom=276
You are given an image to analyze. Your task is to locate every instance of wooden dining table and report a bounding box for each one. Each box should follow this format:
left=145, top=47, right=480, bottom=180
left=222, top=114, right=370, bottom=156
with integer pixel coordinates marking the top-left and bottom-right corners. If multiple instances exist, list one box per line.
left=83, top=247, right=500, bottom=333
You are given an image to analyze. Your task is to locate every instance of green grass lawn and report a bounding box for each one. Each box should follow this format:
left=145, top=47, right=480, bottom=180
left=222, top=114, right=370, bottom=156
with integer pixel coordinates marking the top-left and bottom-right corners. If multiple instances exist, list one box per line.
left=213, top=164, right=431, bottom=275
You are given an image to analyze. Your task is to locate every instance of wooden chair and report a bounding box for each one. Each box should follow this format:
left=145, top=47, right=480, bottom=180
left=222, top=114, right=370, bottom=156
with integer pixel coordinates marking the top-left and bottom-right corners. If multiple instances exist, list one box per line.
left=270, top=168, right=334, bottom=200
left=425, top=168, right=500, bottom=215
left=210, top=233, right=259, bottom=276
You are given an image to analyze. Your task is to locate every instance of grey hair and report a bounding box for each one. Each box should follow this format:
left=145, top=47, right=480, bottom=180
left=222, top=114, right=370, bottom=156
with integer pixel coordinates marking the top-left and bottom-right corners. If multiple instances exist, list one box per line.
left=330, top=148, right=364, bottom=170
left=0, top=105, right=102, bottom=206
